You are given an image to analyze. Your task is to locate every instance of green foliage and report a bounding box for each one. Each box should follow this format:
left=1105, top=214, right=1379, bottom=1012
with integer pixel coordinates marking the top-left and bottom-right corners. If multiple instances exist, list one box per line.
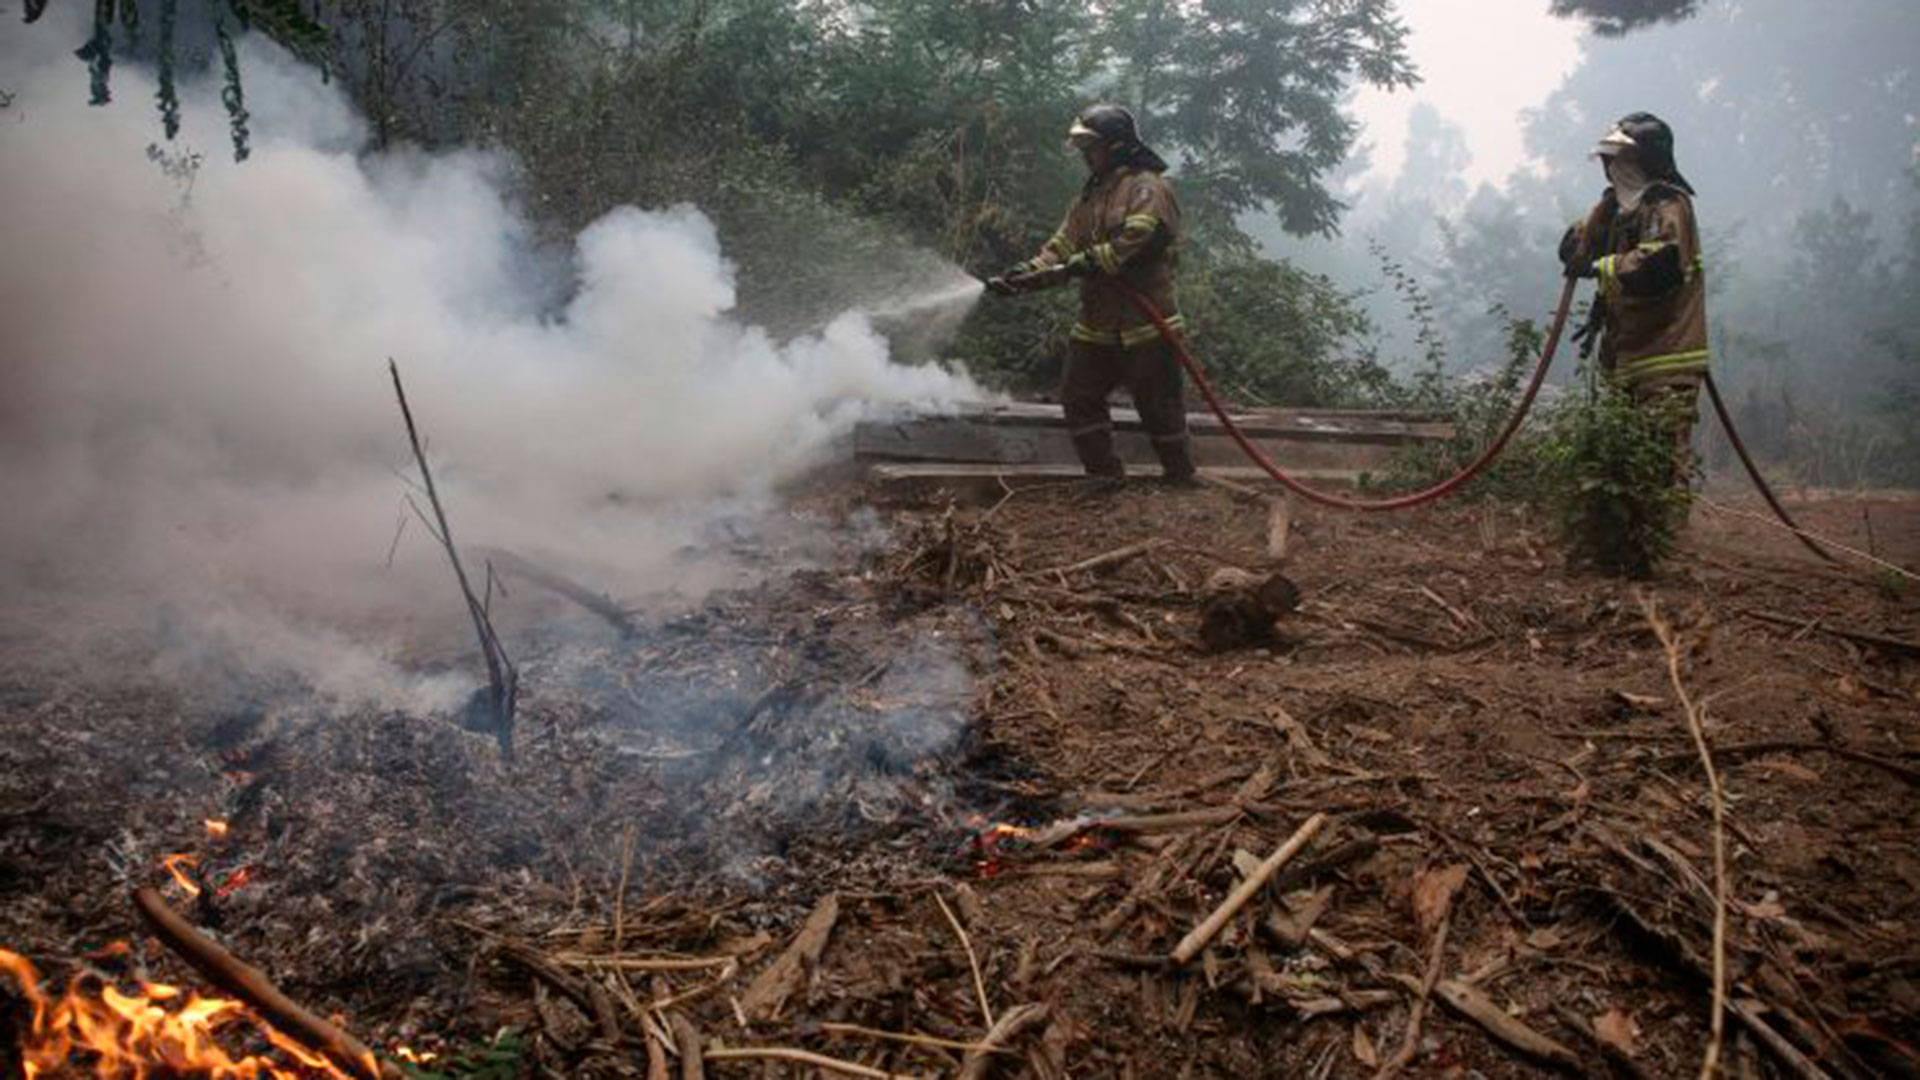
left=394, top=1029, right=524, bottom=1080
left=216, top=18, right=250, bottom=161
left=1537, top=383, right=1692, bottom=578
left=156, top=0, right=180, bottom=138
left=1548, top=0, right=1701, bottom=36
left=1369, top=311, right=1546, bottom=498
left=1177, top=255, right=1394, bottom=406
left=1109, top=0, right=1419, bottom=236
left=75, top=18, right=114, bottom=104
left=30, top=0, right=330, bottom=159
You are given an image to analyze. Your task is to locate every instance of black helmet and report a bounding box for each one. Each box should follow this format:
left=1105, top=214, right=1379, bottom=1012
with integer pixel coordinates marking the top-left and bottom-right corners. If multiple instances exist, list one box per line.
left=1067, top=104, right=1169, bottom=173
left=1595, top=111, right=1694, bottom=194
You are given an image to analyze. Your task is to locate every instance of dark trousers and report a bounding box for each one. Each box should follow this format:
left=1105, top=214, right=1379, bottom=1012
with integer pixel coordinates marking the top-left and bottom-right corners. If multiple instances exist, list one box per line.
left=1060, top=339, right=1193, bottom=478
left=1632, top=377, right=1701, bottom=489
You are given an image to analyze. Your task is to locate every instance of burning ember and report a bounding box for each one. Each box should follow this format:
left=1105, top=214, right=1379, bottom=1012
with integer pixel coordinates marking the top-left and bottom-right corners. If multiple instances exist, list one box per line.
left=162, top=854, right=203, bottom=898
left=0, top=948, right=361, bottom=1079
left=964, top=817, right=1106, bottom=877
left=205, top=819, right=231, bottom=840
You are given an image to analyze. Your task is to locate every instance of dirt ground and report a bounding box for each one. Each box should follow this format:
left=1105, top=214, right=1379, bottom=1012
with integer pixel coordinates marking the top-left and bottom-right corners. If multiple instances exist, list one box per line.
left=2, top=475, right=1915, bottom=1079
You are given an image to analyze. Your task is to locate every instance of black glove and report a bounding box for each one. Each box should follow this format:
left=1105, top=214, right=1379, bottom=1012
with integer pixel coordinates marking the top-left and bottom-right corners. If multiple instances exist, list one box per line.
left=985, top=275, right=1020, bottom=297
left=1572, top=301, right=1606, bottom=359
left=1558, top=225, right=1596, bottom=279
left=1062, top=252, right=1097, bottom=278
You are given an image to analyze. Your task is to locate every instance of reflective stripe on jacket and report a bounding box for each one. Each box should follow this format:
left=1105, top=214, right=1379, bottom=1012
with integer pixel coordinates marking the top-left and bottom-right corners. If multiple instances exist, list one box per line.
left=1566, top=185, right=1709, bottom=386
left=1021, top=166, right=1182, bottom=349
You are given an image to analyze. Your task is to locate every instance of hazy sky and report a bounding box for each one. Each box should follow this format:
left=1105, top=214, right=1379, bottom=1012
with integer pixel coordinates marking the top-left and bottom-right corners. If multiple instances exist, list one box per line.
left=1354, top=0, right=1586, bottom=187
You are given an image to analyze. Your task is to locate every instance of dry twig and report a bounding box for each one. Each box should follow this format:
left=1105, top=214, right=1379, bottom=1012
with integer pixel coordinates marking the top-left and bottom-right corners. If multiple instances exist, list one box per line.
left=1642, top=594, right=1730, bottom=1080
left=132, top=888, right=395, bottom=1080
left=1171, top=812, right=1327, bottom=965
left=936, top=891, right=995, bottom=1030
left=702, top=1046, right=913, bottom=1078
left=1374, top=865, right=1466, bottom=1080
left=1434, top=979, right=1582, bottom=1072
left=958, top=1003, right=1049, bottom=1080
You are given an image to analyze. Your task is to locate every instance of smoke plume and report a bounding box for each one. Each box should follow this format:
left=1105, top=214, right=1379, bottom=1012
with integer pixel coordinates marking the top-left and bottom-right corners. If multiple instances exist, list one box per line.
left=0, top=14, right=983, bottom=709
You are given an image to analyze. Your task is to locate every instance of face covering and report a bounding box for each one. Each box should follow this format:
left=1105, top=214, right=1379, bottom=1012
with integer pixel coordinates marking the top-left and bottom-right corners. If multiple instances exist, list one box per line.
left=1605, top=155, right=1653, bottom=212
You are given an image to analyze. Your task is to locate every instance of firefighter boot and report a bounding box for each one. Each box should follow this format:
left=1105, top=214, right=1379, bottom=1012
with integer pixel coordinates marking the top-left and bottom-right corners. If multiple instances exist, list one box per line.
left=1151, top=433, right=1200, bottom=488
left=1071, top=426, right=1127, bottom=480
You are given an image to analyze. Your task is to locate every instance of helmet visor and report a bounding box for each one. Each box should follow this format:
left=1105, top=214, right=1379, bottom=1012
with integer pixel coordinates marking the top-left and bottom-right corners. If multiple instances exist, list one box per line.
left=1593, top=125, right=1637, bottom=158
left=1066, top=118, right=1101, bottom=149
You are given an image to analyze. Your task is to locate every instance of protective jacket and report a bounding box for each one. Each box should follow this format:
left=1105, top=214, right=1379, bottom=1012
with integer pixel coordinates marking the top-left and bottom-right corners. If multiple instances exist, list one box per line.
left=1017, top=165, right=1182, bottom=348
left=1562, top=184, right=1709, bottom=387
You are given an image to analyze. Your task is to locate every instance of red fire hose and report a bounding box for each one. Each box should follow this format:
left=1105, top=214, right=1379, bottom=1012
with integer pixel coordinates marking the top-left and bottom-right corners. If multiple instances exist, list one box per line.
left=1117, top=278, right=1841, bottom=563
left=1118, top=278, right=1577, bottom=512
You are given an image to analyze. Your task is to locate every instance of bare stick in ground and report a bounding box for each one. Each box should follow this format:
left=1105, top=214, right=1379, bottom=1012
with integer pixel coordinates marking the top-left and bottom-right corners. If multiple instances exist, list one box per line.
left=132, top=887, right=395, bottom=1080
left=1171, top=812, right=1327, bottom=965
left=389, top=359, right=518, bottom=758
left=1642, top=594, right=1729, bottom=1080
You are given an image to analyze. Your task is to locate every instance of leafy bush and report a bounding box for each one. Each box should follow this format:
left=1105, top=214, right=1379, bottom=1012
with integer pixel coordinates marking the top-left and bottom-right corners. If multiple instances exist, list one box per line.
left=1536, top=385, right=1693, bottom=578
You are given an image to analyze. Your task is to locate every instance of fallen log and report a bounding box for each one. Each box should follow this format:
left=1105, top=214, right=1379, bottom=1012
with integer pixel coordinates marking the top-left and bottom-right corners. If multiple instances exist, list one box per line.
left=131, top=887, right=396, bottom=1080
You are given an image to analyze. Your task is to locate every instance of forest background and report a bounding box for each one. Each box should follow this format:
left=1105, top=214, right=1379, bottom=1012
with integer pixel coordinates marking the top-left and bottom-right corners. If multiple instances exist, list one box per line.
left=19, top=0, right=1919, bottom=487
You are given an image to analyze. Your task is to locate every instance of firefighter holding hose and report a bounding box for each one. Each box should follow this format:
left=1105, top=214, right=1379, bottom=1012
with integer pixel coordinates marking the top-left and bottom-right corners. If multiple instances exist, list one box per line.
left=1560, top=112, right=1710, bottom=482
left=986, top=104, right=1196, bottom=486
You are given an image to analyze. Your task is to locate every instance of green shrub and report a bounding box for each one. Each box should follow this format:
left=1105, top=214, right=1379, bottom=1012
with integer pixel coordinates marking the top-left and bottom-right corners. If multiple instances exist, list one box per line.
left=1537, top=385, right=1693, bottom=578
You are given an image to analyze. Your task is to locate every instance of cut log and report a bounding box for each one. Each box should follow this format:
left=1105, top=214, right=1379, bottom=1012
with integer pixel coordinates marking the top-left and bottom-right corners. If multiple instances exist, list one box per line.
left=1199, top=567, right=1302, bottom=652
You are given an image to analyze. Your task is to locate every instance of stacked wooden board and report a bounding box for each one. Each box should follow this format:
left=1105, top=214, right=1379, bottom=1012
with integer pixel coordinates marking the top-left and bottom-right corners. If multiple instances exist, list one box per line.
left=856, top=401, right=1454, bottom=495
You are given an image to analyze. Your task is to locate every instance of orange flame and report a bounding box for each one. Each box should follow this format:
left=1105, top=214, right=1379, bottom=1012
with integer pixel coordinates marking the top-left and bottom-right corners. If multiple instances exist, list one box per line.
left=162, top=854, right=203, bottom=898
left=206, top=819, right=231, bottom=839
left=0, top=947, right=362, bottom=1078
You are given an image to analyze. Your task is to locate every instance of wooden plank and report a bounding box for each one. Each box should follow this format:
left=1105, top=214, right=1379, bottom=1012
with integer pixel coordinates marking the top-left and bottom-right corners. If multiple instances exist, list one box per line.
left=866, top=463, right=1365, bottom=504
left=857, top=401, right=1454, bottom=444
left=854, top=421, right=1401, bottom=471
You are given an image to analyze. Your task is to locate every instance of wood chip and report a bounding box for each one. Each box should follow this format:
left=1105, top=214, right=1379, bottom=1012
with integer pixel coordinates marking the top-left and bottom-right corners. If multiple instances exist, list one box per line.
left=738, top=893, right=839, bottom=1022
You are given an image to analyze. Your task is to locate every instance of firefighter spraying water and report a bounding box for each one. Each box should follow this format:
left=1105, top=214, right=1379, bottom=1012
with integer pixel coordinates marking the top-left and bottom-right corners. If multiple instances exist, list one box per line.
left=987, top=105, right=1839, bottom=563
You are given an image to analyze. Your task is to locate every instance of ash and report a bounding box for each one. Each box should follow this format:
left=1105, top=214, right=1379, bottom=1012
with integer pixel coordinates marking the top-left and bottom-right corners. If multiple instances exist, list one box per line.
left=0, top=505, right=993, bottom=1017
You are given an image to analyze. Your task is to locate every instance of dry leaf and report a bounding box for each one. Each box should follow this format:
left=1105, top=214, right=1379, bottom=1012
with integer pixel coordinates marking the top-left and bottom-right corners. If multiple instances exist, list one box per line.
left=1592, top=1008, right=1639, bottom=1057
left=1232, top=849, right=1265, bottom=880
left=1526, top=925, right=1565, bottom=951
left=1352, top=1023, right=1380, bottom=1067
left=1411, top=863, right=1470, bottom=939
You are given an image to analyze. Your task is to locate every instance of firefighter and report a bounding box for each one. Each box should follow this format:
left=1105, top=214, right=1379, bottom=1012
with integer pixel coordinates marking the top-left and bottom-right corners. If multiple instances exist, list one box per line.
left=1560, top=112, right=1709, bottom=483
left=986, top=104, right=1195, bottom=485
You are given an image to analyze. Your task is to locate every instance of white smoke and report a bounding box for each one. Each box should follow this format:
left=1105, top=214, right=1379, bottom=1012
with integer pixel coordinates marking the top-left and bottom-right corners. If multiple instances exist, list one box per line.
left=0, top=15, right=983, bottom=708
